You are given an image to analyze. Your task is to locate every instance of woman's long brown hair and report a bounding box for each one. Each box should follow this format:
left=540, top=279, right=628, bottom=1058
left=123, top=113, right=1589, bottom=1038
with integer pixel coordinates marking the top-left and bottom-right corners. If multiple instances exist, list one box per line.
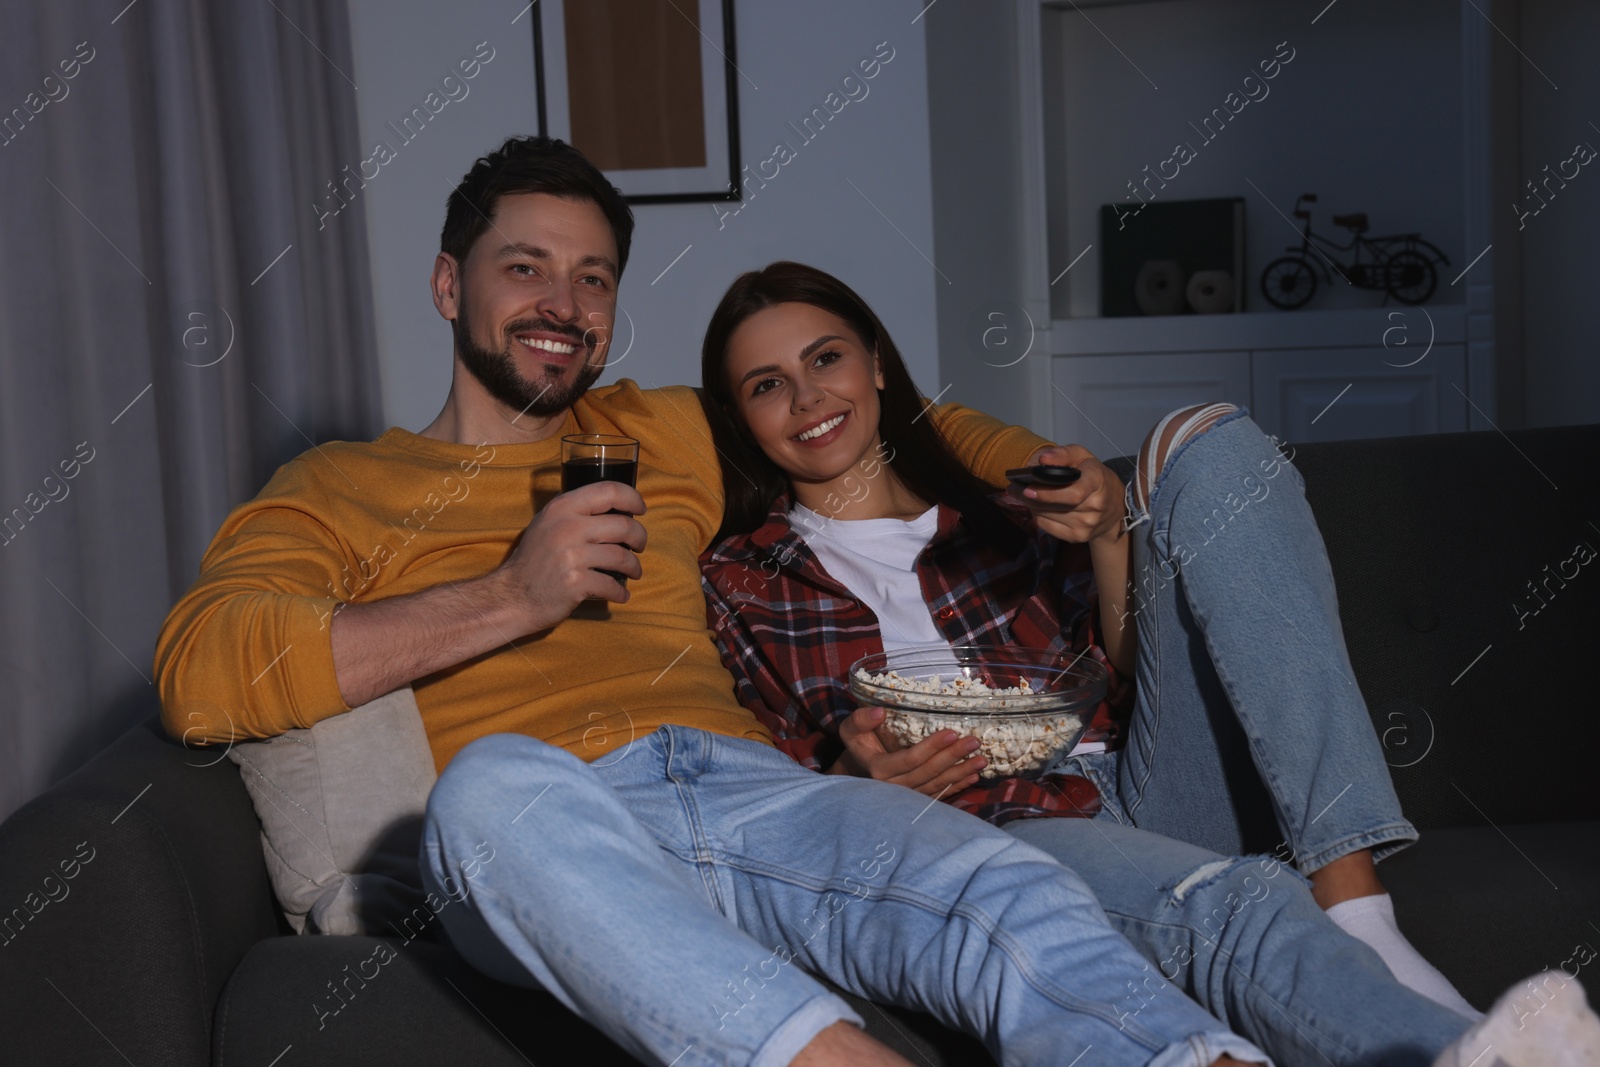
left=700, top=261, right=1028, bottom=555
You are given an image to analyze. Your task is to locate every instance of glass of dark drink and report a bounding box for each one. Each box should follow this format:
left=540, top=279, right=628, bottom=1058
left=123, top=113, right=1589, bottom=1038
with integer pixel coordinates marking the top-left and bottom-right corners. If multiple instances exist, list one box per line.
left=560, top=434, right=640, bottom=587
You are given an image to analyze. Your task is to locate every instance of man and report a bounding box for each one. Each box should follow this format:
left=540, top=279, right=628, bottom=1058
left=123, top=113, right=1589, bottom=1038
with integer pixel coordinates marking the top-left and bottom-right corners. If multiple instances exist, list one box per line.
left=156, top=138, right=1590, bottom=1067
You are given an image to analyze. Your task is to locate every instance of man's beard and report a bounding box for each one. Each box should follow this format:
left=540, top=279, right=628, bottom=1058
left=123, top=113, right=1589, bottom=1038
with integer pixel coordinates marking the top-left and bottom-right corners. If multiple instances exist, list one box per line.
left=453, top=300, right=606, bottom=419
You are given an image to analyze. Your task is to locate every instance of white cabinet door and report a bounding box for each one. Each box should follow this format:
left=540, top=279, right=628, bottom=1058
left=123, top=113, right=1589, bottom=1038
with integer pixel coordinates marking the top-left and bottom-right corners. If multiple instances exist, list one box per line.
left=1250, top=345, right=1467, bottom=444
left=1051, top=352, right=1251, bottom=459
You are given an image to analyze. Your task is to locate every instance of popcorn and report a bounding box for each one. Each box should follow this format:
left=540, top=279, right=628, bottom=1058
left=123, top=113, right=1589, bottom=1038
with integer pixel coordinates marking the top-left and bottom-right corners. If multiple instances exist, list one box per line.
left=852, top=667, right=1086, bottom=780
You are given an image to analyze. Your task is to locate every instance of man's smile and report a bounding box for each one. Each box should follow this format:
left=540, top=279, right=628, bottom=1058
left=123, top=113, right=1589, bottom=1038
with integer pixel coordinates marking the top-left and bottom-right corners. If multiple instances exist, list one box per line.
left=515, top=335, right=579, bottom=356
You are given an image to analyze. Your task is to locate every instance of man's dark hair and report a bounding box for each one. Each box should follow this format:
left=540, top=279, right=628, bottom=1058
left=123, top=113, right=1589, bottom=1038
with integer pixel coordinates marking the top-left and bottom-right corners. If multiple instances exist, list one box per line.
left=440, top=136, right=635, bottom=275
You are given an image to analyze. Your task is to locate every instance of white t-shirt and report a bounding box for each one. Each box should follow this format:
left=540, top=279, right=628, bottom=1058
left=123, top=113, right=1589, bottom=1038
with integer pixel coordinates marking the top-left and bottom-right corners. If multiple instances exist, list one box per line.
left=789, top=502, right=945, bottom=652
left=788, top=501, right=1105, bottom=758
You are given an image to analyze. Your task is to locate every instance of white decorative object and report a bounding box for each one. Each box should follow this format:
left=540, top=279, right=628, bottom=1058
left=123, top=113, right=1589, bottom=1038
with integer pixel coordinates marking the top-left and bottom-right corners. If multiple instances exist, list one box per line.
left=1187, top=269, right=1236, bottom=314
left=1134, top=260, right=1186, bottom=316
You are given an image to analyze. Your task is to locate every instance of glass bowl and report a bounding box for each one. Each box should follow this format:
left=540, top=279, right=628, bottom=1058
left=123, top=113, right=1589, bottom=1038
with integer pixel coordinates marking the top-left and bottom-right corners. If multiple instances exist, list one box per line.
left=848, top=646, right=1107, bottom=781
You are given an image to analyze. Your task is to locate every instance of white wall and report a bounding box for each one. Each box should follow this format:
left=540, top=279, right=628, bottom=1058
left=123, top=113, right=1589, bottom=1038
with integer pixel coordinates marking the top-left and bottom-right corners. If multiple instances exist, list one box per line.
left=1519, top=0, right=1600, bottom=428
left=346, top=0, right=940, bottom=431
left=925, top=0, right=1047, bottom=434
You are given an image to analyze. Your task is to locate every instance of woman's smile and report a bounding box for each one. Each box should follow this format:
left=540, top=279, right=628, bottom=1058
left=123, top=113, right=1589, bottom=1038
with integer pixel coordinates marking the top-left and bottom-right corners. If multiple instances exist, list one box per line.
left=794, top=411, right=849, bottom=444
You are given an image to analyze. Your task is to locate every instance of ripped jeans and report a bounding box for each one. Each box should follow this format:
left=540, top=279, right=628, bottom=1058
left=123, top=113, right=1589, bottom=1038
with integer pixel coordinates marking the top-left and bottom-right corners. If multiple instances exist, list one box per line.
left=1008, top=409, right=1471, bottom=1064
left=422, top=726, right=1270, bottom=1067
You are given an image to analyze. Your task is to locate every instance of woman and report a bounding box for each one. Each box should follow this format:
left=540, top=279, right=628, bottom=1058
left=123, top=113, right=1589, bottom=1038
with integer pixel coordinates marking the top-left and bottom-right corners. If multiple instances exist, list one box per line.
left=698, top=261, right=1598, bottom=1067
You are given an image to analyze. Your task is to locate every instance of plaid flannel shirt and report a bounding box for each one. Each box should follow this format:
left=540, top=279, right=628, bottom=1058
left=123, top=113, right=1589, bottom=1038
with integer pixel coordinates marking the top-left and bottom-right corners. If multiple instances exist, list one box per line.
left=701, top=495, right=1134, bottom=826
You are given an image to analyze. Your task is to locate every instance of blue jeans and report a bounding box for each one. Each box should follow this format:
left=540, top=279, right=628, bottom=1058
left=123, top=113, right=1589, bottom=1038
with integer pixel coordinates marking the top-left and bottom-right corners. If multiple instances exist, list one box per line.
left=1010, top=409, right=1468, bottom=1063
left=1004, top=819, right=1467, bottom=1065
left=421, top=726, right=1267, bottom=1067
left=1097, top=408, right=1416, bottom=873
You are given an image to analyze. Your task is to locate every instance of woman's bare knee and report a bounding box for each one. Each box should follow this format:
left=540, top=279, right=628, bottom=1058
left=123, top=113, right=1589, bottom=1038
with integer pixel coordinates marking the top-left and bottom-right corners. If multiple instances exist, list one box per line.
left=1133, top=403, right=1239, bottom=514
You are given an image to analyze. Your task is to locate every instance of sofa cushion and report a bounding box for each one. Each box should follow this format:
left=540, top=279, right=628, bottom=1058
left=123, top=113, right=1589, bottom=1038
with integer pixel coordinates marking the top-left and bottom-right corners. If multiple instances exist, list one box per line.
left=227, top=688, right=436, bottom=935
left=214, top=936, right=994, bottom=1066
left=1291, top=425, right=1600, bottom=829
left=1382, top=821, right=1600, bottom=1011
left=215, top=937, right=633, bottom=1065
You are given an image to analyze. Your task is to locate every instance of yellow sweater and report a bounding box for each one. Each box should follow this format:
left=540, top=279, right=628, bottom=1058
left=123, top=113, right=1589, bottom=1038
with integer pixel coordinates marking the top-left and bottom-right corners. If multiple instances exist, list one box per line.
left=155, top=380, right=1048, bottom=773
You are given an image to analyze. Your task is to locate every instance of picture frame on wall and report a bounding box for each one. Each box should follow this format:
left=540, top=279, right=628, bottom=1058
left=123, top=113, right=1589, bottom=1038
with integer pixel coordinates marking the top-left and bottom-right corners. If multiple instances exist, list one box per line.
left=532, top=0, right=741, bottom=204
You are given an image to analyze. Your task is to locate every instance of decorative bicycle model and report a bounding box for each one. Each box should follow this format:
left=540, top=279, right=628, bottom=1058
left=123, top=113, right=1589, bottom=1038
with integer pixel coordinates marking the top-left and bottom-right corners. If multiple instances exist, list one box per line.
left=1260, top=194, right=1449, bottom=309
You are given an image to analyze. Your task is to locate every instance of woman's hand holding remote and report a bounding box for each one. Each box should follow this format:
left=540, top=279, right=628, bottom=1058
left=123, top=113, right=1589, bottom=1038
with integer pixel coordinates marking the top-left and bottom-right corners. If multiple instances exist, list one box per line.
left=1017, top=445, right=1136, bottom=675
left=1013, top=444, right=1128, bottom=545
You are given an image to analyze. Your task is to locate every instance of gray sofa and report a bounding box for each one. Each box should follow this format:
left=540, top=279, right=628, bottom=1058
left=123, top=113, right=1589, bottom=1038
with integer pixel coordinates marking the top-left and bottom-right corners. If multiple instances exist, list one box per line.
left=1, top=423, right=1596, bottom=1065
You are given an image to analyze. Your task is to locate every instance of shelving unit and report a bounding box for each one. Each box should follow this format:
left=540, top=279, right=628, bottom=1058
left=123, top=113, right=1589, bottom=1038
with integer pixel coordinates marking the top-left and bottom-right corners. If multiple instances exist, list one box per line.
left=1011, top=0, right=1500, bottom=448
left=1050, top=306, right=1467, bottom=357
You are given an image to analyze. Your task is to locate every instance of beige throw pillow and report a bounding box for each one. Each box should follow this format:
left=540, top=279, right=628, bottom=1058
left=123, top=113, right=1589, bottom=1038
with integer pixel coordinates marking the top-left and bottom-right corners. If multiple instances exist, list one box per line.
left=226, top=687, right=437, bottom=935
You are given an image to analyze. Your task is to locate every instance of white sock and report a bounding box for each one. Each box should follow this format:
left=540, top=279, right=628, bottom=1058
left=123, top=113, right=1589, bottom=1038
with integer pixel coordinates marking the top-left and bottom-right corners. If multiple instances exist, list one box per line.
left=1435, top=971, right=1600, bottom=1066
left=1326, top=893, right=1482, bottom=1019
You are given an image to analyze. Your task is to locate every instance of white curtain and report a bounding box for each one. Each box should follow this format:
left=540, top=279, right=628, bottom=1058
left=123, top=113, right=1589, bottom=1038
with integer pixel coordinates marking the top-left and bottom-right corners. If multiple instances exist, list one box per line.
left=0, top=0, right=381, bottom=820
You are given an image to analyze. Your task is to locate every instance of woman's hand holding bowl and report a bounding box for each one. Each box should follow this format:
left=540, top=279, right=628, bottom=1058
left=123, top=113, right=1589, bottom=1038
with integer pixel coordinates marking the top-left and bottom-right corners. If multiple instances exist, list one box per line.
left=827, top=705, right=985, bottom=798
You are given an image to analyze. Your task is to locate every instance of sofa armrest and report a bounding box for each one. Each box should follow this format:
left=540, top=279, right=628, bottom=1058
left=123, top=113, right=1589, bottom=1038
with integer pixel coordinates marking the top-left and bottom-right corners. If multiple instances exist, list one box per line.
left=1293, top=423, right=1600, bottom=829
left=0, top=713, right=280, bottom=1065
